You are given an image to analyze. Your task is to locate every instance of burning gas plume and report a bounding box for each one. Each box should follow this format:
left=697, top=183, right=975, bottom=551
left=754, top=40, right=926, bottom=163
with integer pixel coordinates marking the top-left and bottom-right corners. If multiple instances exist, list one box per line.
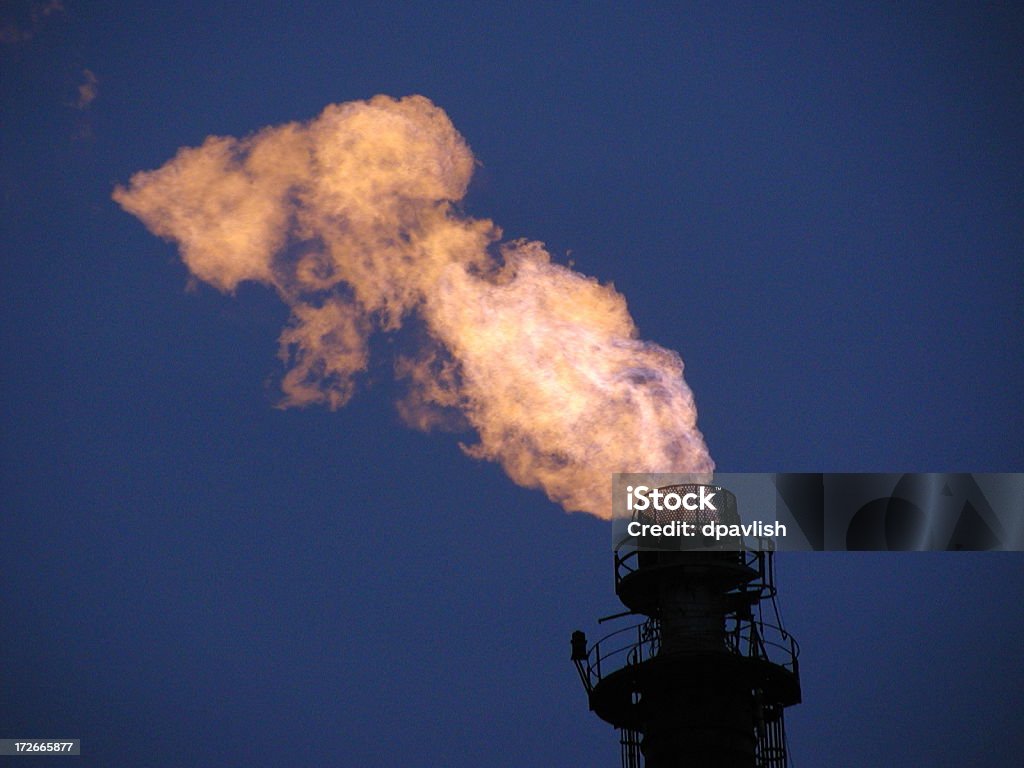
left=114, top=95, right=712, bottom=517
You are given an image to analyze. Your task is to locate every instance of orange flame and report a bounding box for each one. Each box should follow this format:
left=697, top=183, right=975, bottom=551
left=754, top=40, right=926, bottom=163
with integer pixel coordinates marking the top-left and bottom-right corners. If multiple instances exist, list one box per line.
left=113, top=95, right=712, bottom=517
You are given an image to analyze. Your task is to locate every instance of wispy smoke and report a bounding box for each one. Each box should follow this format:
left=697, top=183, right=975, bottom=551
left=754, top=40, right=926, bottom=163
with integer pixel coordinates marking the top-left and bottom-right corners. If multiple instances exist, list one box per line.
left=113, top=95, right=712, bottom=518
left=74, top=69, right=97, bottom=109
left=0, top=0, right=65, bottom=46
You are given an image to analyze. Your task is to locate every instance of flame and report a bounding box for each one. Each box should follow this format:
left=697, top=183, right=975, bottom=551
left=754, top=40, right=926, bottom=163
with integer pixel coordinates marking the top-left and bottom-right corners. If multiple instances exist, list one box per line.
left=113, top=95, right=712, bottom=518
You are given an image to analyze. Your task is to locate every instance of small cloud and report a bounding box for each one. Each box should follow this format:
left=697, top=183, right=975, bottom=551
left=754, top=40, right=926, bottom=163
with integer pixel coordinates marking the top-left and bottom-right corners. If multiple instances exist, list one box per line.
left=1, top=0, right=65, bottom=46
left=33, top=0, right=65, bottom=19
left=0, top=22, right=31, bottom=44
left=74, top=68, right=97, bottom=109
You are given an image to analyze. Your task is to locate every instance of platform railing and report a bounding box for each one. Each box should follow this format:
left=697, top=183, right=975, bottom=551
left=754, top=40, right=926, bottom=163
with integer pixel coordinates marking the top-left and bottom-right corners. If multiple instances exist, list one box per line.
left=583, top=620, right=661, bottom=691
left=584, top=614, right=798, bottom=691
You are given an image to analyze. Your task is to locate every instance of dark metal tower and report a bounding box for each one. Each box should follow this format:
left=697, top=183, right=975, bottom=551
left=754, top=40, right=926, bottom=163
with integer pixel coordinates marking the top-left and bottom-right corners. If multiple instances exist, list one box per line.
left=572, top=485, right=802, bottom=768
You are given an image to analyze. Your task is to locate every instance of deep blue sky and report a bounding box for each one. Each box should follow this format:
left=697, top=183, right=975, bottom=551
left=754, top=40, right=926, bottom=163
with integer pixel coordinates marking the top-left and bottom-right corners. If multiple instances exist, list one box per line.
left=2, top=3, right=1022, bottom=766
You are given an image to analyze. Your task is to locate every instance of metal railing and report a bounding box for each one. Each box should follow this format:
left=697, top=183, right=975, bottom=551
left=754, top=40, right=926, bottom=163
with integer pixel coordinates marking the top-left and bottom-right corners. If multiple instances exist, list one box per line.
left=583, top=614, right=799, bottom=692
left=582, top=620, right=661, bottom=692
left=614, top=547, right=769, bottom=588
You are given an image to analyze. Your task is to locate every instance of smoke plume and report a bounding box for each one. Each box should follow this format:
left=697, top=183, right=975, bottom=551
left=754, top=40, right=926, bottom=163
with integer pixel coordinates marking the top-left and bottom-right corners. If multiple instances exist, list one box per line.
left=114, top=95, right=712, bottom=518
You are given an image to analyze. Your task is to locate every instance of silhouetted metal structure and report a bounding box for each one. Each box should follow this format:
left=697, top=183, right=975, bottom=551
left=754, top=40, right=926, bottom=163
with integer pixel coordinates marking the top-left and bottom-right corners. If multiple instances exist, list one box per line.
left=572, top=485, right=801, bottom=768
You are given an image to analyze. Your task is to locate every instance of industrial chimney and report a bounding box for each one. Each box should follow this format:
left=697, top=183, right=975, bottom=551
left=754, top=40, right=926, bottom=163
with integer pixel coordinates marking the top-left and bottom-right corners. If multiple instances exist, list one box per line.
left=572, top=484, right=802, bottom=768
